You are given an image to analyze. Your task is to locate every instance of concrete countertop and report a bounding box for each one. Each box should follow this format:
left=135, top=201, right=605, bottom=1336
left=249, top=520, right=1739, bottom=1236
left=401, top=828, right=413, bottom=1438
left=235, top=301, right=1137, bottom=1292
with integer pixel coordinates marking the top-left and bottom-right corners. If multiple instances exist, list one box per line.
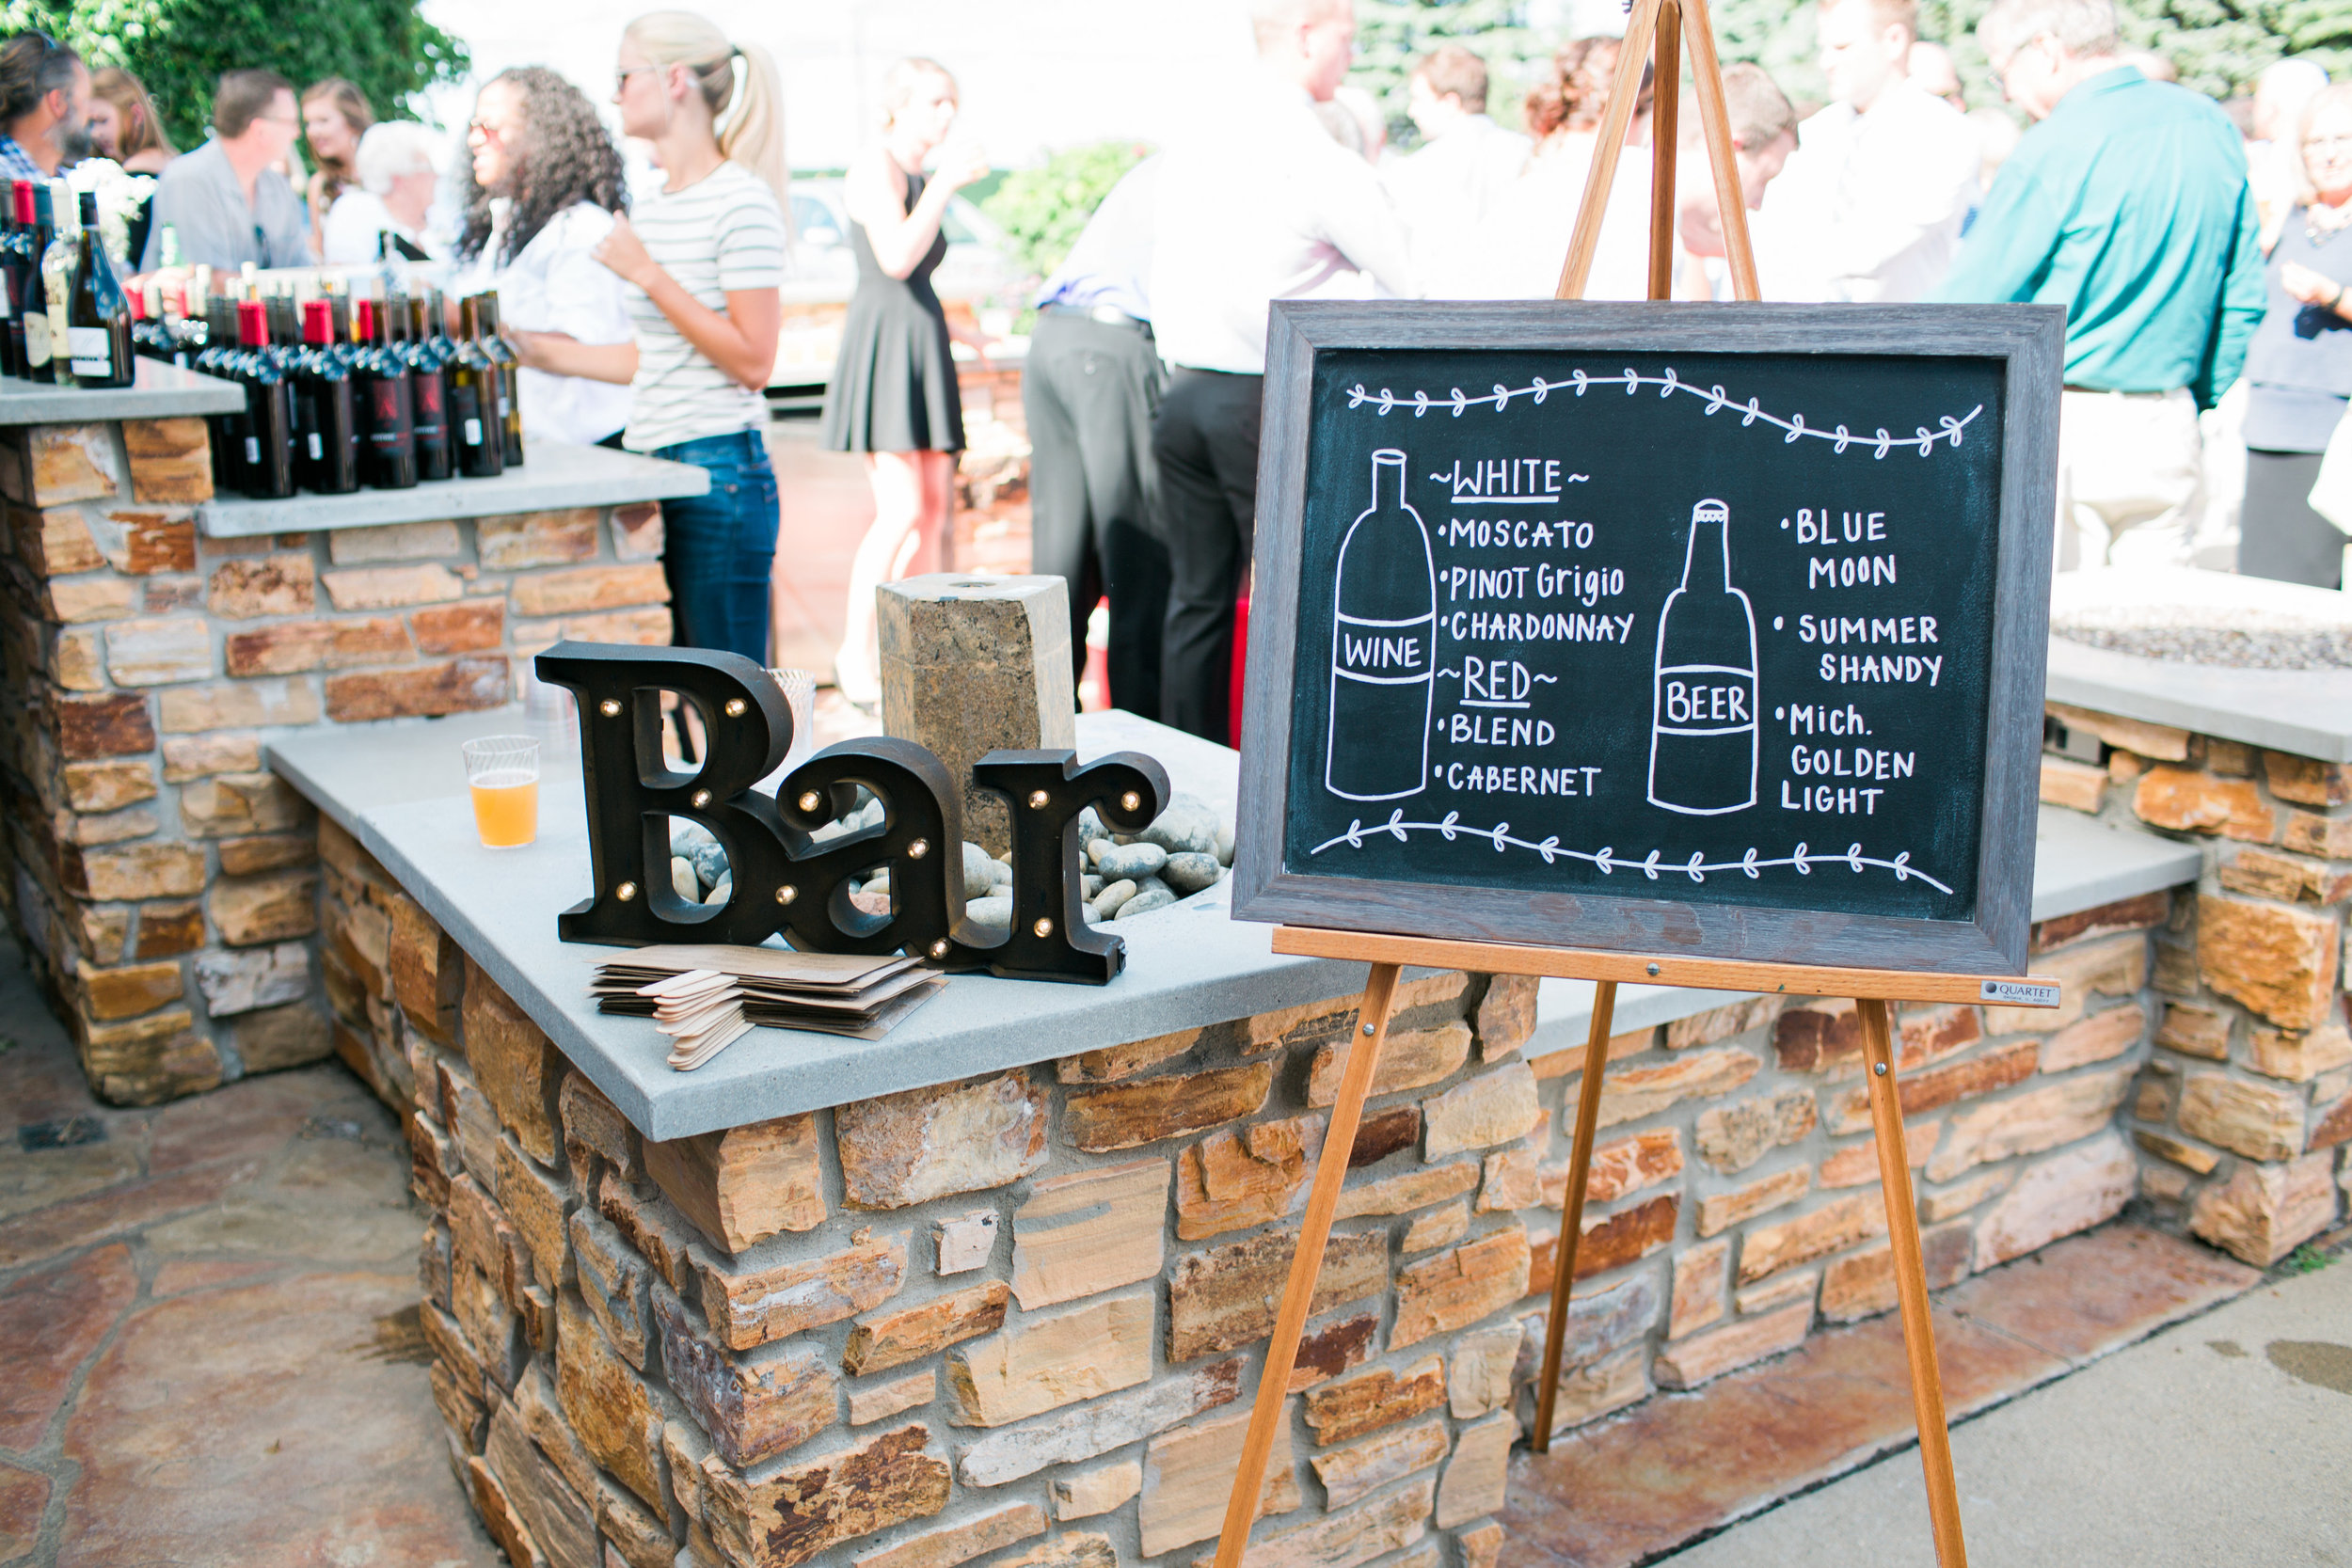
left=0, top=358, right=244, bottom=424
left=267, top=709, right=2203, bottom=1141
left=2046, top=636, right=2352, bottom=764
left=198, top=439, right=710, bottom=538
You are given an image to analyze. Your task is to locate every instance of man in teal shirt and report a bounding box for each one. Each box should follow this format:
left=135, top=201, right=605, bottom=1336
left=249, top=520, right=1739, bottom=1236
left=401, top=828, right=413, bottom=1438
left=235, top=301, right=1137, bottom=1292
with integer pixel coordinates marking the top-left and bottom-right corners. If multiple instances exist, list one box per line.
left=1934, top=0, right=2264, bottom=569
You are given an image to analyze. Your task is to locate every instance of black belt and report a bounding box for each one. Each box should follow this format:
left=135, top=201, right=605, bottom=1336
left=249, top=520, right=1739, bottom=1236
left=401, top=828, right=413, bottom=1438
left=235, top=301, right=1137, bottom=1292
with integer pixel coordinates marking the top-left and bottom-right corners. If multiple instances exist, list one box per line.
left=1043, top=302, right=1149, bottom=332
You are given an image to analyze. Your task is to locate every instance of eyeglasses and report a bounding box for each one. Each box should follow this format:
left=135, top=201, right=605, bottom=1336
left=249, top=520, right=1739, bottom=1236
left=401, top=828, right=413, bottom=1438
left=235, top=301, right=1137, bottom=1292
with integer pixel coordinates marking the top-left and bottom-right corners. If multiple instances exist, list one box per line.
left=614, top=64, right=660, bottom=92
left=2310, top=135, right=2352, bottom=153
left=468, top=119, right=507, bottom=143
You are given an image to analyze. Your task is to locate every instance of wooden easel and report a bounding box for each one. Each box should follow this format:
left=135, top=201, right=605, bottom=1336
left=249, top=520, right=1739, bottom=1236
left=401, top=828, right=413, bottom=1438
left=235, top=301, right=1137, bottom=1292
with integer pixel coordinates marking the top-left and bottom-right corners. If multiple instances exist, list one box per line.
left=1209, top=8, right=2050, bottom=1568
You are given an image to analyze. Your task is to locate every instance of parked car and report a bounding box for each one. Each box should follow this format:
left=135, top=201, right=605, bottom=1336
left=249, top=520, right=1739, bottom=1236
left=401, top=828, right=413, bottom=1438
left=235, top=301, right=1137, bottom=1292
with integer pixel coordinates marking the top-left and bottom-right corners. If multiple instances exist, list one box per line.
left=771, top=179, right=1023, bottom=413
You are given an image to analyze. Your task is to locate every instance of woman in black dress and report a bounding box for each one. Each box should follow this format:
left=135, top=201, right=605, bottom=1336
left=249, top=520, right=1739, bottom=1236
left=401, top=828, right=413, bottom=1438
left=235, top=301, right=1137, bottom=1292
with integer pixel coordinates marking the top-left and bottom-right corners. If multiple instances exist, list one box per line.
left=2242, top=84, right=2352, bottom=588
left=822, top=56, right=991, bottom=707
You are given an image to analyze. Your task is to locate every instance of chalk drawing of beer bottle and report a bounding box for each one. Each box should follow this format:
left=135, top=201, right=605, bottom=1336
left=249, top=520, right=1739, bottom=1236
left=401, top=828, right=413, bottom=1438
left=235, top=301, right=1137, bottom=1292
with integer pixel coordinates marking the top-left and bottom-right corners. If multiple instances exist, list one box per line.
left=1647, top=499, right=1759, bottom=815
left=1327, top=448, right=1436, bottom=801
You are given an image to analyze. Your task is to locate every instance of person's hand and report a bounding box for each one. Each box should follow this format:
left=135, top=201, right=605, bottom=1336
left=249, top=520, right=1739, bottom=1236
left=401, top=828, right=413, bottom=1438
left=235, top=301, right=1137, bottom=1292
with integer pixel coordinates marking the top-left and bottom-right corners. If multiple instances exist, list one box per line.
left=935, top=138, right=991, bottom=192
left=2283, top=261, right=2347, bottom=313
left=507, top=326, right=574, bottom=372
left=593, top=213, right=657, bottom=289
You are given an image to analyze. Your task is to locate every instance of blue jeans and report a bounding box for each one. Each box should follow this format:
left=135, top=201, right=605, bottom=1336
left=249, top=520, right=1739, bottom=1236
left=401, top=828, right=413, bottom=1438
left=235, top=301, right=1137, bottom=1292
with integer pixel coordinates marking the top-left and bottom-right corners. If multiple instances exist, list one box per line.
left=654, top=429, right=780, bottom=664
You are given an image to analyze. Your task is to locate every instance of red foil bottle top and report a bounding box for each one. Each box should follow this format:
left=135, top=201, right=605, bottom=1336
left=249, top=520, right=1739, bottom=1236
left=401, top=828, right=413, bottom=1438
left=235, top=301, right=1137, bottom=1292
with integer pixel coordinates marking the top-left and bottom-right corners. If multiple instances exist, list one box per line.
left=302, top=297, right=334, bottom=346
left=10, top=180, right=28, bottom=226
left=237, top=299, right=267, bottom=349
left=355, top=298, right=375, bottom=341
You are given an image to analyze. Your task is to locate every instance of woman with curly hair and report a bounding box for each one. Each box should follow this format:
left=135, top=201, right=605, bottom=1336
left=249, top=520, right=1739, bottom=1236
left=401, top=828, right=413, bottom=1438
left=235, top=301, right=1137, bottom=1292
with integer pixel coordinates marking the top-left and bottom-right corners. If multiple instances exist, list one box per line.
left=449, top=66, right=636, bottom=449
left=1433, top=37, right=1653, bottom=299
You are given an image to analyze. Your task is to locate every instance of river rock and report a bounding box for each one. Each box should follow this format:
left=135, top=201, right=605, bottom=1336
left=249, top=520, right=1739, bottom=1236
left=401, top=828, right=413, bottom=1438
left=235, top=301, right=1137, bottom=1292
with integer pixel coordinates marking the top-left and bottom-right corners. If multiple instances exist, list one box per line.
left=984, top=858, right=1013, bottom=890
left=963, top=841, right=996, bottom=888
left=965, top=895, right=1014, bottom=933
left=1094, top=879, right=1138, bottom=919
left=1116, top=885, right=1178, bottom=920
left=672, top=820, right=719, bottom=858
left=672, top=857, right=699, bottom=901
left=850, top=887, right=891, bottom=916
left=1082, top=874, right=1104, bottom=900
left=705, top=879, right=732, bottom=906
left=1163, top=853, right=1222, bottom=895
left=1141, top=797, right=1218, bottom=857
left=690, top=843, right=729, bottom=889
left=1098, top=842, right=1168, bottom=880
left=1215, top=821, right=1235, bottom=866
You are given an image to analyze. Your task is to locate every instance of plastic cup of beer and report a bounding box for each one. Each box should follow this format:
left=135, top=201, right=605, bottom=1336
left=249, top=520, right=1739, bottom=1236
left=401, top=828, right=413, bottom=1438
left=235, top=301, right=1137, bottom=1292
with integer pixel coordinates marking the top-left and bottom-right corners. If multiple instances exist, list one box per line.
left=463, top=736, right=540, bottom=848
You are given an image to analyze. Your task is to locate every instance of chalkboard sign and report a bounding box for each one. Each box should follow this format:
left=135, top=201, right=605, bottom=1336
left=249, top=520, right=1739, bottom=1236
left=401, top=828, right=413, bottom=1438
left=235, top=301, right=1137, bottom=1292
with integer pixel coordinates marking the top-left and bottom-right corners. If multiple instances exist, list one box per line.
left=1232, top=302, right=2063, bottom=974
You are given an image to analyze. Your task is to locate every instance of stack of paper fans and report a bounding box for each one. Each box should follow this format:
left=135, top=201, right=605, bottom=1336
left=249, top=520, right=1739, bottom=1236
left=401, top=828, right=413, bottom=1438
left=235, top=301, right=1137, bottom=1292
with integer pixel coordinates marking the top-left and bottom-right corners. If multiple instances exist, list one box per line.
left=591, top=945, right=944, bottom=1070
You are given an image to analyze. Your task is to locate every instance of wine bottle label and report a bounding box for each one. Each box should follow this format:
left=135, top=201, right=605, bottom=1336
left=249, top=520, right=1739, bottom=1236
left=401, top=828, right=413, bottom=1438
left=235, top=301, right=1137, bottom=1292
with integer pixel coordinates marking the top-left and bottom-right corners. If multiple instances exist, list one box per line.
left=23, top=313, right=47, bottom=366
left=464, top=418, right=483, bottom=445
left=245, top=436, right=260, bottom=464
left=67, top=325, right=107, bottom=376
left=308, top=433, right=324, bottom=460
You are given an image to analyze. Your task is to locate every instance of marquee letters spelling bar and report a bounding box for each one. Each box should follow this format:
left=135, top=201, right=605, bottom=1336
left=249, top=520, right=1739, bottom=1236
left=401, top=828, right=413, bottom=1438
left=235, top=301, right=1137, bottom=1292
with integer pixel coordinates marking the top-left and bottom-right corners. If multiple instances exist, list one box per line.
left=535, top=641, right=1170, bottom=984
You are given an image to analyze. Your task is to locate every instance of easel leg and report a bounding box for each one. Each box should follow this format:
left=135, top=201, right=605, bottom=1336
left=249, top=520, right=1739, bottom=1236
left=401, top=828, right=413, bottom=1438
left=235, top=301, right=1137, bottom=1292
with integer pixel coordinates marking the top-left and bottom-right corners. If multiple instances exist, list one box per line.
left=1210, top=962, right=1402, bottom=1568
left=1645, top=0, right=1681, bottom=301
left=1857, top=998, right=1968, bottom=1568
left=1530, top=979, right=1617, bottom=1452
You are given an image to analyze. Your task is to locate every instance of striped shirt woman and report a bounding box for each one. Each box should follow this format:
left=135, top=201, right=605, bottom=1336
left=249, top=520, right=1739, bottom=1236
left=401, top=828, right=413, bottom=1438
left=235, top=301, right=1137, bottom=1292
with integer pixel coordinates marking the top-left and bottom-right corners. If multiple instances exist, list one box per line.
left=596, top=10, right=789, bottom=664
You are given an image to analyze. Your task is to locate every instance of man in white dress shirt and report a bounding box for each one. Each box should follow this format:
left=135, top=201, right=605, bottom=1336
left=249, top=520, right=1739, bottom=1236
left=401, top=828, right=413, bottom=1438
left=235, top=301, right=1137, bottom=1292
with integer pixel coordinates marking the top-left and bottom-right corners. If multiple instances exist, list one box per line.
left=1385, top=46, right=1533, bottom=283
left=1147, top=0, right=1418, bottom=741
left=1755, top=0, right=1980, bottom=302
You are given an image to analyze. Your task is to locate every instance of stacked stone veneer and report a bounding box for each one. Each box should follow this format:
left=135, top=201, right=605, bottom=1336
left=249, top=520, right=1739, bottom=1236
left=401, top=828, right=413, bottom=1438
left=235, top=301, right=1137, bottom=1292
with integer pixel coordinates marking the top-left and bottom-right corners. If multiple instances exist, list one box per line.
left=0, top=415, right=671, bottom=1106
left=338, top=817, right=2185, bottom=1568
left=2042, top=701, right=2352, bottom=1265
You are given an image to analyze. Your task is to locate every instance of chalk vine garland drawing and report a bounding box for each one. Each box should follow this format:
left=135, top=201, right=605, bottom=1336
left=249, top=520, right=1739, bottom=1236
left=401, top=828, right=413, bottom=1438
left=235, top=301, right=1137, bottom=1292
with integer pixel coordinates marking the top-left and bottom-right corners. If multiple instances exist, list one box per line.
left=1308, top=811, right=1955, bottom=895
left=1343, top=367, right=1983, bottom=459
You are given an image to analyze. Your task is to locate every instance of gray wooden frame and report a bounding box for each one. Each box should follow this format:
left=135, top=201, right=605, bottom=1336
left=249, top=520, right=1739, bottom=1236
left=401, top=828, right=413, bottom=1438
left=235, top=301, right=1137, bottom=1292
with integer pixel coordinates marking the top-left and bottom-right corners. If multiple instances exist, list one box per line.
left=1231, top=300, right=2065, bottom=975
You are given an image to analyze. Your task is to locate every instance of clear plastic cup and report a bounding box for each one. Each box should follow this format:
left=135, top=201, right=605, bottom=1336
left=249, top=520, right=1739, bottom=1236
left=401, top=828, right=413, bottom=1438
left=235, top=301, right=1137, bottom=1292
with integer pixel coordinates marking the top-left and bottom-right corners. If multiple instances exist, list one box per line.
left=463, top=735, right=540, bottom=847
left=755, top=669, right=819, bottom=798
left=767, top=667, right=818, bottom=771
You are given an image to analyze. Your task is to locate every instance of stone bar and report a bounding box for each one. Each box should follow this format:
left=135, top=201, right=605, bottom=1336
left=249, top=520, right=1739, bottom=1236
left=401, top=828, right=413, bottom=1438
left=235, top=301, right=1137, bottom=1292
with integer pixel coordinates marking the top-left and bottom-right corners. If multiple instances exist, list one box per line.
left=2039, top=569, right=2352, bottom=1268
left=0, top=367, right=707, bottom=1105
left=262, top=691, right=2214, bottom=1568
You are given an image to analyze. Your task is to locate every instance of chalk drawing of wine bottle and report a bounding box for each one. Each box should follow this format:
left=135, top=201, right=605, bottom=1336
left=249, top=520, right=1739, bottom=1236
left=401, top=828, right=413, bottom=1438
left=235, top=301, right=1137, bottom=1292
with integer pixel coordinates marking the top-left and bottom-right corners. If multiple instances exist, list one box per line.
left=1647, top=499, right=1759, bottom=815
left=1327, top=449, right=1436, bottom=802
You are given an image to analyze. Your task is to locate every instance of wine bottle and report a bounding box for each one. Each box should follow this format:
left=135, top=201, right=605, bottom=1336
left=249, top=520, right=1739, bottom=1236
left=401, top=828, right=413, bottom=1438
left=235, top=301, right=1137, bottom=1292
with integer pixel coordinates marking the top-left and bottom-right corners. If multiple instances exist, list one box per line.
left=195, top=296, right=246, bottom=494
left=1, top=181, right=30, bottom=380
left=353, top=297, right=419, bottom=490
left=0, top=180, right=20, bottom=380
left=294, top=297, right=359, bottom=495
left=1646, top=499, right=1759, bottom=816
left=234, top=300, right=295, bottom=499
left=66, top=191, right=135, bottom=388
left=22, top=182, right=56, bottom=383
left=1325, top=448, right=1435, bottom=802
left=421, top=290, right=461, bottom=476
left=156, top=224, right=182, bottom=271
left=473, top=293, right=524, bottom=466
left=40, top=182, right=79, bottom=388
left=450, top=293, right=504, bottom=479
left=167, top=279, right=207, bottom=370
left=394, top=292, right=453, bottom=481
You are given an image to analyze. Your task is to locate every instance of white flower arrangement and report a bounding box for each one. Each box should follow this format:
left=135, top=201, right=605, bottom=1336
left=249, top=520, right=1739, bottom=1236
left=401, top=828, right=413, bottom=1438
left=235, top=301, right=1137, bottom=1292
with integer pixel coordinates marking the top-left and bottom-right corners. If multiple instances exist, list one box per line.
left=63, top=159, right=157, bottom=267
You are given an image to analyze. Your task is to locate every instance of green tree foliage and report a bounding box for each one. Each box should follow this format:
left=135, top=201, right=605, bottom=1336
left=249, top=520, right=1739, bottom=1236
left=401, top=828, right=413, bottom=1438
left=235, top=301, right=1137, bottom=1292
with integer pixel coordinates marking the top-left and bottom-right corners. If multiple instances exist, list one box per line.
left=0, top=0, right=467, bottom=149
left=980, top=138, right=1150, bottom=281
left=1352, top=0, right=1553, bottom=144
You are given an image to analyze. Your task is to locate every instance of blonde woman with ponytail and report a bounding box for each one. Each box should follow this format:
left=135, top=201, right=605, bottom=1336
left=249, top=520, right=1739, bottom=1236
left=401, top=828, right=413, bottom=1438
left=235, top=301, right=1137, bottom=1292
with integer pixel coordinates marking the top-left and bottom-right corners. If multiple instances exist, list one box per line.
left=596, top=11, right=789, bottom=664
